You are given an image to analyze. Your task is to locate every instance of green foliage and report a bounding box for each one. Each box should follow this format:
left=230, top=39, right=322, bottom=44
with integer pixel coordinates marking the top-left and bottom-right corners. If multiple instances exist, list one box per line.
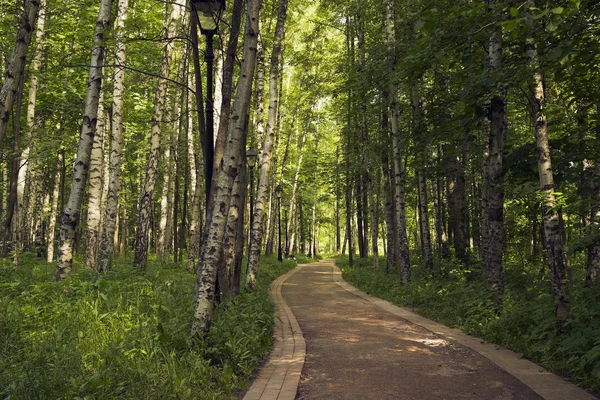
left=336, top=255, right=600, bottom=392
left=0, top=254, right=296, bottom=399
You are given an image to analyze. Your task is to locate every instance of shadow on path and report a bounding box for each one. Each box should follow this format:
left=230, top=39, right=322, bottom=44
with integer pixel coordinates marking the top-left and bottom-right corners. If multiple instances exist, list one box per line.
left=282, top=260, right=542, bottom=400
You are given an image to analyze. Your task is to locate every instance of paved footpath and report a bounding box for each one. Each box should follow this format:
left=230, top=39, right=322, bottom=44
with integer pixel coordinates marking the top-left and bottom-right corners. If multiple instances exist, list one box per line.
left=244, top=259, right=598, bottom=400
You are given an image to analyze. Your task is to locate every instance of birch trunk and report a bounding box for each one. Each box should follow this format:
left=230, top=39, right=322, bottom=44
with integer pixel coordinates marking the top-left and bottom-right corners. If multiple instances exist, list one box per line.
left=205, top=0, right=242, bottom=226
left=246, top=0, right=289, bottom=290
left=133, top=3, right=181, bottom=272
left=191, top=0, right=260, bottom=337
left=187, top=73, right=203, bottom=270
left=588, top=102, right=600, bottom=283
left=525, top=1, right=569, bottom=320
left=55, top=0, right=111, bottom=280
left=17, top=0, right=46, bottom=251
left=370, top=168, right=380, bottom=267
left=480, top=116, right=490, bottom=262
left=253, top=34, right=266, bottom=148
left=485, top=21, right=506, bottom=297
left=84, top=91, right=105, bottom=270
left=385, top=0, right=410, bottom=282
left=158, top=86, right=174, bottom=262
left=98, top=0, right=128, bottom=272
left=47, top=150, right=63, bottom=262
left=285, top=127, right=307, bottom=255
left=219, top=156, right=246, bottom=299
left=0, top=0, right=40, bottom=148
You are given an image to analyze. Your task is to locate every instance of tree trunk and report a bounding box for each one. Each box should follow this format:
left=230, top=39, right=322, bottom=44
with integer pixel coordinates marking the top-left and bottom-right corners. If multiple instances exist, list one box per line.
left=480, top=116, right=490, bottom=263
left=0, top=0, right=40, bottom=148
left=133, top=2, right=181, bottom=272
left=191, top=0, right=260, bottom=337
left=526, top=1, right=569, bottom=320
left=208, top=0, right=242, bottom=223
left=246, top=0, right=289, bottom=290
left=219, top=154, right=246, bottom=300
left=98, top=0, right=128, bottom=271
left=47, top=150, right=63, bottom=262
left=17, top=0, right=46, bottom=252
left=3, top=78, right=23, bottom=258
left=385, top=0, right=410, bottom=282
left=485, top=20, right=506, bottom=297
left=286, top=127, right=307, bottom=255
left=84, top=91, right=106, bottom=270
left=587, top=102, right=600, bottom=282
left=55, top=0, right=111, bottom=280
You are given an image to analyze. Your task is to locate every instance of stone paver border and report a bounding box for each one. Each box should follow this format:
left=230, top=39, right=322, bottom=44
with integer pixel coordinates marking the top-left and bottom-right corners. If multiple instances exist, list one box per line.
left=330, top=261, right=597, bottom=400
left=243, top=264, right=306, bottom=400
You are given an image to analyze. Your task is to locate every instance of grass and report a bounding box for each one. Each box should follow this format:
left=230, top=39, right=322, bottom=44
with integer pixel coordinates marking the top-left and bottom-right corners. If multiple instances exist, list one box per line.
left=0, top=252, right=305, bottom=399
left=336, top=254, right=600, bottom=393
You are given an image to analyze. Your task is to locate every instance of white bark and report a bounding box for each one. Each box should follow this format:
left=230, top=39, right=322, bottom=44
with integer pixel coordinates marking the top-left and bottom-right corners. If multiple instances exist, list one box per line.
left=192, top=0, right=261, bottom=337
left=187, top=73, right=203, bottom=270
left=385, top=0, right=410, bottom=282
left=98, top=0, right=128, bottom=272
left=158, top=86, right=173, bottom=262
left=0, top=0, right=40, bottom=147
left=84, top=91, right=105, bottom=270
left=133, top=2, right=182, bottom=271
left=46, top=150, right=63, bottom=262
left=246, top=0, right=289, bottom=290
left=55, top=0, right=112, bottom=280
left=525, top=0, right=568, bottom=320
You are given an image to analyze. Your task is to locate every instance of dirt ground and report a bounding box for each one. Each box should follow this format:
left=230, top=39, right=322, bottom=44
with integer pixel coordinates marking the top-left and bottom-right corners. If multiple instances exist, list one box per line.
left=281, top=263, right=543, bottom=400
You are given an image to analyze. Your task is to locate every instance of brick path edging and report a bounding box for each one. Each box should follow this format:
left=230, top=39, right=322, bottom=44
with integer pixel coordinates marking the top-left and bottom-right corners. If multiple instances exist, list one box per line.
left=330, top=262, right=598, bottom=400
left=242, top=264, right=306, bottom=400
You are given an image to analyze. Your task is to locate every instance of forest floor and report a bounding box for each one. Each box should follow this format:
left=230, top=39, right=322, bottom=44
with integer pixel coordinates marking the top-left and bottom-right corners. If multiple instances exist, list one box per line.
left=269, top=259, right=596, bottom=400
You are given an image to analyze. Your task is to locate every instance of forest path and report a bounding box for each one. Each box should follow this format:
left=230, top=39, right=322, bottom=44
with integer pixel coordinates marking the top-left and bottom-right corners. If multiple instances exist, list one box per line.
left=279, top=259, right=594, bottom=400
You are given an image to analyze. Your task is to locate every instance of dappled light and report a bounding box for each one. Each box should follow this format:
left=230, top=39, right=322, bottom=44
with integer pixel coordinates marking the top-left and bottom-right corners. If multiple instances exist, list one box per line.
left=1, top=0, right=600, bottom=397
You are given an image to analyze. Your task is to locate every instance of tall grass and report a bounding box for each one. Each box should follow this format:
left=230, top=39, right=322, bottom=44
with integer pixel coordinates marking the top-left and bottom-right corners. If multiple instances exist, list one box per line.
left=0, top=252, right=299, bottom=399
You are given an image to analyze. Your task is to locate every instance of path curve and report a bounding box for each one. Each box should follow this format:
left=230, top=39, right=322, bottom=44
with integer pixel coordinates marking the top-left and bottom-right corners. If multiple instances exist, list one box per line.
left=244, top=259, right=597, bottom=400
left=243, top=264, right=306, bottom=400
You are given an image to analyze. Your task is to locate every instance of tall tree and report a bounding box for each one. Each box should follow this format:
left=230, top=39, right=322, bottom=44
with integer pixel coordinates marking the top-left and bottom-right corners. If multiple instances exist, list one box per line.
left=55, top=0, right=112, bottom=280
left=133, top=2, right=181, bottom=272
left=525, top=0, right=569, bottom=321
left=98, top=0, right=128, bottom=272
left=385, top=0, right=410, bottom=282
left=191, top=0, right=261, bottom=336
left=0, top=0, right=40, bottom=149
left=246, top=0, right=289, bottom=290
left=485, top=12, right=506, bottom=298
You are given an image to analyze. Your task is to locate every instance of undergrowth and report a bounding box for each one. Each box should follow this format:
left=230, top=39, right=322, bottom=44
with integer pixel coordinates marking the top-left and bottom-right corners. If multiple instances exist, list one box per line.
left=336, top=254, right=600, bottom=393
left=0, top=252, right=300, bottom=399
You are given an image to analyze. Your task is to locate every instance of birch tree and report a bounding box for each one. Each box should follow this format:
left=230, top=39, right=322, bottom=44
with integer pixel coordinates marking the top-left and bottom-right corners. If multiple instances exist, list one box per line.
left=525, top=0, right=569, bottom=320
left=192, top=0, right=261, bottom=337
left=485, top=16, right=506, bottom=298
left=385, top=0, right=410, bottom=282
left=98, top=0, right=128, bottom=272
left=0, top=0, right=40, bottom=149
left=246, top=0, right=289, bottom=290
left=55, top=0, right=112, bottom=281
left=133, top=2, right=181, bottom=272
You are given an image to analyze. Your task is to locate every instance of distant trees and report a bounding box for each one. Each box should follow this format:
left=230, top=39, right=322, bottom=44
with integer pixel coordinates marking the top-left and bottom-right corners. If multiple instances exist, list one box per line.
left=0, top=0, right=599, bottom=338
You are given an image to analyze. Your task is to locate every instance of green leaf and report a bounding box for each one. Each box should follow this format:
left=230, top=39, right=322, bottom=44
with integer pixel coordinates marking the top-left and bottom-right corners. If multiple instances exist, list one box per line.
left=510, top=7, right=519, bottom=17
left=551, top=7, right=564, bottom=14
